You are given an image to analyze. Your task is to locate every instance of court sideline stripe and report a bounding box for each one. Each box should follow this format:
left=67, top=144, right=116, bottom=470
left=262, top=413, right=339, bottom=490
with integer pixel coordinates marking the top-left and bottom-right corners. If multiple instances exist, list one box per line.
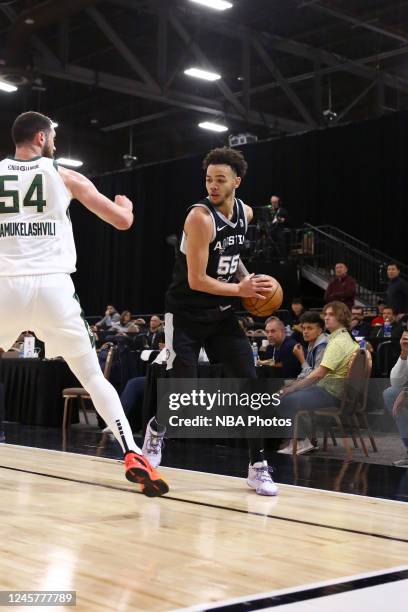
left=1, top=462, right=408, bottom=545
left=178, top=568, right=408, bottom=611
left=8, top=443, right=408, bottom=507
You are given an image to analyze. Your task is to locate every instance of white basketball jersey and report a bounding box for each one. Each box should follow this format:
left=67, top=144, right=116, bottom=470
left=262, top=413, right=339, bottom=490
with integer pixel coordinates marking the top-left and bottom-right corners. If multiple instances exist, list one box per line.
left=0, top=156, right=76, bottom=276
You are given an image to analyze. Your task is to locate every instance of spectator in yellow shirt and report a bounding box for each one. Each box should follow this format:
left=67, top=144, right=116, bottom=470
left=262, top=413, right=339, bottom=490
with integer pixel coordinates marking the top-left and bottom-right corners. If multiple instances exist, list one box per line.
left=276, top=301, right=358, bottom=454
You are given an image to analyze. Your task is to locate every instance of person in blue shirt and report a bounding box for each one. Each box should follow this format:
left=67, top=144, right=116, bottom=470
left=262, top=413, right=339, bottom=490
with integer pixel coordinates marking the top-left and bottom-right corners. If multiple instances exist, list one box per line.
left=258, top=316, right=302, bottom=378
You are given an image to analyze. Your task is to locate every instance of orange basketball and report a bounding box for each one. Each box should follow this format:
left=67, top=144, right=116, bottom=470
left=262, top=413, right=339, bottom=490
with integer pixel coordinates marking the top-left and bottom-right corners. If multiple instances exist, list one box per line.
left=242, top=275, right=283, bottom=317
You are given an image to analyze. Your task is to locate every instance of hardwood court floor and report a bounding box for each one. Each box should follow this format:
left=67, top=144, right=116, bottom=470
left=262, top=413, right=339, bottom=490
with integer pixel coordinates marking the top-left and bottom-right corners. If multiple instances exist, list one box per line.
left=0, top=444, right=407, bottom=611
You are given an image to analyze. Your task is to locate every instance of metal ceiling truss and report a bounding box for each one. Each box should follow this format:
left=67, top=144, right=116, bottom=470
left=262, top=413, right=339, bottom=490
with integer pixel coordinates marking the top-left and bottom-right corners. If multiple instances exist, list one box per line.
left=35, top=61, right=309, bottom=133
left=109, top=0, right=408, bottom=93
left=302, top=2, right=408, bottom=46
left=1, top=0, right=408, bottom=136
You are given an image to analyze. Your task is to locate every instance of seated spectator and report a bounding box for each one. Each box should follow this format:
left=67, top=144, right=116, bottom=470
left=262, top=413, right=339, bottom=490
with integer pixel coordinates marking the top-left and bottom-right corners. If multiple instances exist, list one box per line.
left=382, top=331, right=408, bottom=467
left=293, top=311, right=328, bottom=379
left=290, top=298, right=305, bottom=342
left=146, top=315, right=165, bottom=350
left=95, top=304, right=120, bottom=330
left=110, top=310, right=135, bottom=334
left=369, top=305, right=403, bottom=340
left=371, top=300, right=385, bottom=327
left=324, top=263, right=356, bottom=310
left=276, top=301, right=358, bottom=454
left=350, top=306, right=371, bottom=339
left=290, top=298, right=304, bottom=326
left=277, top=312, right=327, bottom=454
left=258, top=316, right=302, bottom=379
left=134, top=317, right=148, bottom=333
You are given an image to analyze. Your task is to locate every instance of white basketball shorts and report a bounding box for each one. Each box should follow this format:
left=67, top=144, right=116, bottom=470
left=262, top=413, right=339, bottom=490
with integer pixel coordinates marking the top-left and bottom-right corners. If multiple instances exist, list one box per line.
left=0, top=273, right=95, bottom=359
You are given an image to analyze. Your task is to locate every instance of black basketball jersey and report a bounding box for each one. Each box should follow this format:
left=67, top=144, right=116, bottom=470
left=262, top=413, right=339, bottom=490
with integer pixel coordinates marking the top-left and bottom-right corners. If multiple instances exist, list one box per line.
left=166, top=197, right=248, bottom=321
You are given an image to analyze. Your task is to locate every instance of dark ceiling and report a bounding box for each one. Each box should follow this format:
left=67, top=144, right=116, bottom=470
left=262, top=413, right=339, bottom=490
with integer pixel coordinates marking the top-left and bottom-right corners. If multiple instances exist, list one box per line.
left=1, top=0, right=408, bottom=174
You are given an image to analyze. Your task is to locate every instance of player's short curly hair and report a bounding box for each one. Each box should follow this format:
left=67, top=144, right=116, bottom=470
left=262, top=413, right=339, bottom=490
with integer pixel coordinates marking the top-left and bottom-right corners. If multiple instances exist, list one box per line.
left=202, top=146, right=248, bottom=178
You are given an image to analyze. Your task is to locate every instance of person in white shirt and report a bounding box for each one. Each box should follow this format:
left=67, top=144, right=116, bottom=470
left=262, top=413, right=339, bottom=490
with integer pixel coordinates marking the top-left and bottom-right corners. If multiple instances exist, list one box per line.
left=383, top=331, right=408, bottom=467
left=0, top=111, right=167, bottom=496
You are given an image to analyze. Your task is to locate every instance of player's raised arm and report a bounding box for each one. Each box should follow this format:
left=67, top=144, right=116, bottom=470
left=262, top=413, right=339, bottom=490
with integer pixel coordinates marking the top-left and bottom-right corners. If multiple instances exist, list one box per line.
left=59, top=166, right=133, bottom=230
left=185, top=207, right=272, bottom=298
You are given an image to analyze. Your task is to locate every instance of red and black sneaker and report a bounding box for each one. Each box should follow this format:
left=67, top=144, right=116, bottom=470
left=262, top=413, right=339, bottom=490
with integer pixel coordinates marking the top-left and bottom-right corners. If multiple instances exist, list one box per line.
left=124, top=452, right=169, bottom=497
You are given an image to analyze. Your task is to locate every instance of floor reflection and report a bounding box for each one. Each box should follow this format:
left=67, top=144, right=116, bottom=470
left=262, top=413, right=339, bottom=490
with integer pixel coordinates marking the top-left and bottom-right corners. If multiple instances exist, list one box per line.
left=2, top=422, right=408, bottom=503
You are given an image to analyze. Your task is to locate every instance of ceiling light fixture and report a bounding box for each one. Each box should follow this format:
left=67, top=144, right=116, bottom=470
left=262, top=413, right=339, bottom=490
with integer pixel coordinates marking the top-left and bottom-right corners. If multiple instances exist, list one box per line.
left=0, top=79, right=17, bottom=93
left=198, top=121, right=228, bottom=132
left=56, top=157, right=83, bottom=168
left=189, top=0, right=233, bottom=11
left=184, top=67, right=221, bottom=81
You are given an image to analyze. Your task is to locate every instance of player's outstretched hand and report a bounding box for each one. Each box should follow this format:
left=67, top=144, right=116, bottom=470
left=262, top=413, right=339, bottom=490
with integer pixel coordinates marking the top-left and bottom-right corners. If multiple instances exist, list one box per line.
left=238, top=273, right=273, bottom=299
left=115, top=195, right=133, bottom=211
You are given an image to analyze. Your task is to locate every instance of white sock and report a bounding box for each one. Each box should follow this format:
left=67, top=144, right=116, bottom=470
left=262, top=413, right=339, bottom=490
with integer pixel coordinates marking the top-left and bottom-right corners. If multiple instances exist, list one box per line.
left=66, top=351, right=141, bottom=455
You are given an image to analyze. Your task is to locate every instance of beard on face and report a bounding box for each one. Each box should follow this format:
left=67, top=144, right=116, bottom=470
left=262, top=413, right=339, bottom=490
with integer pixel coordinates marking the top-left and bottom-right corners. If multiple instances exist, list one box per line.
left=41, top=133, right=54, bottom=158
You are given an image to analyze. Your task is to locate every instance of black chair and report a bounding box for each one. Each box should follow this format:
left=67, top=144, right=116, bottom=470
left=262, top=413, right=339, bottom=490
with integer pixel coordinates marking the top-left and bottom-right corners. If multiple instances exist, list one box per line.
left=292, top=350, right=376, bottom=457
left=376, top=341, right=393, bottom=377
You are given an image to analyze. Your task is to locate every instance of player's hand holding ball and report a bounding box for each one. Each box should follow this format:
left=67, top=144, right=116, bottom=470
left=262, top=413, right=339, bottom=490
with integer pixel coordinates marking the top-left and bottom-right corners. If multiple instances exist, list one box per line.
left=241, top=274, right=283, bottom=317
left=238, top=273, right=273, bottom=299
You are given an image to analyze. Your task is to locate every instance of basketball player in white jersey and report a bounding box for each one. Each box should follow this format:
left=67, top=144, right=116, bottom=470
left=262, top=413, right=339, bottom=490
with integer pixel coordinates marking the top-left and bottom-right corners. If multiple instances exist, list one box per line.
left=0, top=111, right=168, bottom=497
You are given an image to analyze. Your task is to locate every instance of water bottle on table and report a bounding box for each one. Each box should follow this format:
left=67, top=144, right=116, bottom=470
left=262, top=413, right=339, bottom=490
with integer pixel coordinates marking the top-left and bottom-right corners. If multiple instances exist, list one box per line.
left=252, top=342, right=259, bottom=366
left=383, top=318, right=392, bottom=338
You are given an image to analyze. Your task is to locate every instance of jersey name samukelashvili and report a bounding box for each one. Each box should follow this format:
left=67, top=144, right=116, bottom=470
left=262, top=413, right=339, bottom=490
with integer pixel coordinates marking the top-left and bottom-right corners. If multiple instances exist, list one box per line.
left=0, top=156, right=76, bottom=276
left=166, top=197, right=248, bottom=320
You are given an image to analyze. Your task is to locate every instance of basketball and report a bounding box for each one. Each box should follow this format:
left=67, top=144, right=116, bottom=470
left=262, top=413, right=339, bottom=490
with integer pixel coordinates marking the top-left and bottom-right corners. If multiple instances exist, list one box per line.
left=242, top=275, right=283, bottom=317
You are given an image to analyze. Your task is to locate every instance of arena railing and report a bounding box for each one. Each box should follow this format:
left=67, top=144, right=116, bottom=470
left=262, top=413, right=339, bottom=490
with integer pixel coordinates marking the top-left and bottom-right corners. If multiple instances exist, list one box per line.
left=290, top=223, right=408, bottom=306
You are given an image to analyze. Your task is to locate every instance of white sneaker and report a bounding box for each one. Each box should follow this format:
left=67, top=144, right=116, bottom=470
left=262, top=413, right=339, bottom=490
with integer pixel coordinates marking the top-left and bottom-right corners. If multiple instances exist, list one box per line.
left=247, top=461, right=279, bottom=496
left=296, top=440, right=317, bottom=455
left=277, top=440, right=294, bottom=454
left=142, top=417, right=165, bottom=468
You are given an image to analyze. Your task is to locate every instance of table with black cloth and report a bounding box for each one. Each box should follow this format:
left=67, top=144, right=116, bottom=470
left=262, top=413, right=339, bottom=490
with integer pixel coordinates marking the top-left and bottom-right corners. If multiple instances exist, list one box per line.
left=0, top=358, right=79, bottom=426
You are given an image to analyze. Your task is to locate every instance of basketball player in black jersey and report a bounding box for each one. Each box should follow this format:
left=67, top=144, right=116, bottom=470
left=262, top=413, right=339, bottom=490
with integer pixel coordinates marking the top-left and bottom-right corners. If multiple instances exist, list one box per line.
left=143, top=147, right=278, bottom=496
